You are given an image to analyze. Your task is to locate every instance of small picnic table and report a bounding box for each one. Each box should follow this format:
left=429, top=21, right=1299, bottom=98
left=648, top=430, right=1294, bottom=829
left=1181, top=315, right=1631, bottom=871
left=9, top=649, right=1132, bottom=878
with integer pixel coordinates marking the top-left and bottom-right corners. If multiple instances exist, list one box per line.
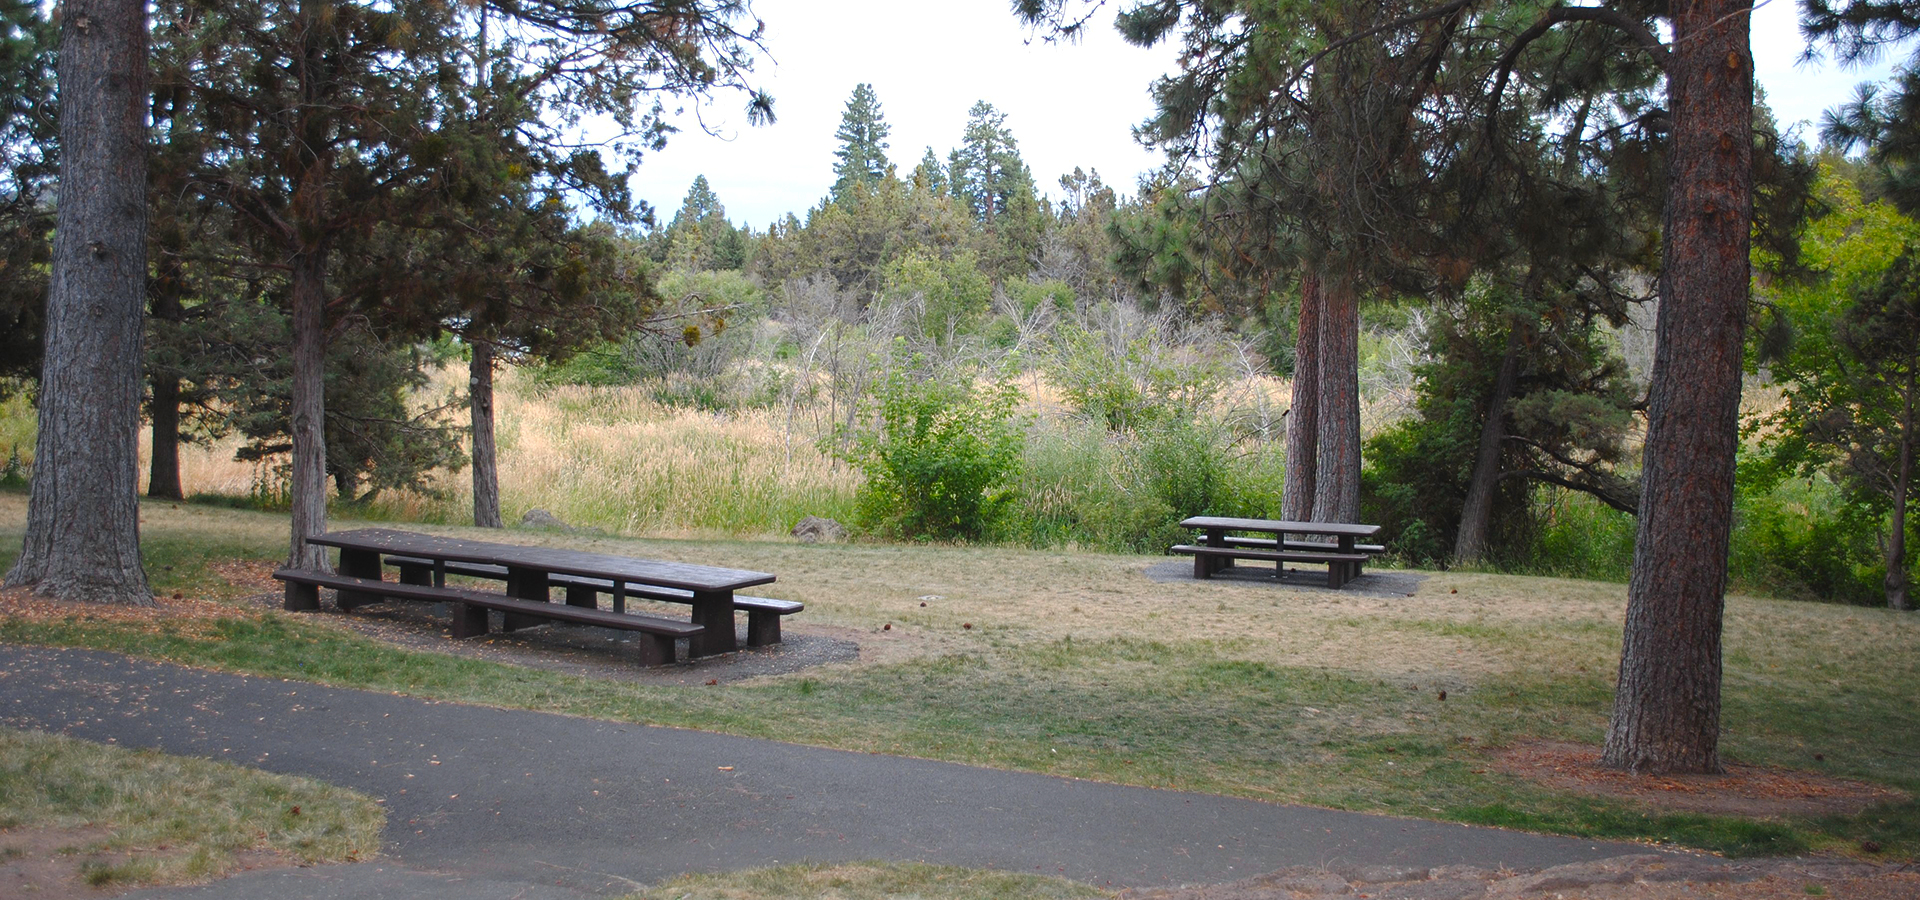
left=296, top=528, right=779, bottom=658
left=1172, top=516, right=1383, bottom=588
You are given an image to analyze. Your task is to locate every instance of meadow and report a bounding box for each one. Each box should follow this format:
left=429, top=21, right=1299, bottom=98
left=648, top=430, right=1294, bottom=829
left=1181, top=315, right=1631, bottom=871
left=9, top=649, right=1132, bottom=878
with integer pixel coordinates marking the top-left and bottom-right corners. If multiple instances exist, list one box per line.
left=3, top=361, right=1916, bottom=896
left=3, top=490, right=1917, bottom=867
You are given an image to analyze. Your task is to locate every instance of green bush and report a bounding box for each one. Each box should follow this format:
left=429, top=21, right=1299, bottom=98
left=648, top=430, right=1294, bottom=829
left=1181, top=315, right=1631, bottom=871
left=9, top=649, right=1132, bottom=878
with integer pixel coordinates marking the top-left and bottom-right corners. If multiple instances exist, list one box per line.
left=1008, top=416, right=1285, bottom=552
left=843, top=371, right=1024, bottom=542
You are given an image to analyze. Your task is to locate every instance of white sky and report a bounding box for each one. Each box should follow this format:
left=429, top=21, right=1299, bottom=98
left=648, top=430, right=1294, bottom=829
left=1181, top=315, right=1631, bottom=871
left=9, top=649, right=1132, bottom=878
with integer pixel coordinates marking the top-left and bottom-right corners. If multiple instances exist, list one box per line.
left=631, top=0, right=1902, bottom=230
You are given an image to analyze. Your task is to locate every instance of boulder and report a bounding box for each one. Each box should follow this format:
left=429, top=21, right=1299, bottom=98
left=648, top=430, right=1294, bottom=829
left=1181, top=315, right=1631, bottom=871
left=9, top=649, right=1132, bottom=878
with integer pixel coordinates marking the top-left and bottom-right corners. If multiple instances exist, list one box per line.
left=791, top=515, right=847, bottom=543
left=520, top=508, right=571, bottom=530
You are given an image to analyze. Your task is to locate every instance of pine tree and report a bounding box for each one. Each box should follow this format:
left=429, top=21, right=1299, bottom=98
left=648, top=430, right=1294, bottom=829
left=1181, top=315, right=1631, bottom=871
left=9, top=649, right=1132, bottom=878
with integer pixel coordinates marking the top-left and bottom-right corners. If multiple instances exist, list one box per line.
left=913, top=147, right=948, bottom=196
left=6, top=0, right=151, bottom=604
left=662, top=175, right=745, bottom=271
left=831, top=83, right=892, bottom=202
left=153, top=0, right=770, bottom=568
left=0, top=0, right=53, bottom=385
left=948, top=101, right=1033, bottom=225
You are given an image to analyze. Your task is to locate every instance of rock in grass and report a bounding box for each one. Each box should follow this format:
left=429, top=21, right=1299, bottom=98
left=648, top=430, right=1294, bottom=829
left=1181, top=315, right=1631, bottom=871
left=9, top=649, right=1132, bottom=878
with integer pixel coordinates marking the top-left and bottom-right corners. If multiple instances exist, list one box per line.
left=520, top=508, right=571, bottom=530
left=791, top=515, right=847, bottom=543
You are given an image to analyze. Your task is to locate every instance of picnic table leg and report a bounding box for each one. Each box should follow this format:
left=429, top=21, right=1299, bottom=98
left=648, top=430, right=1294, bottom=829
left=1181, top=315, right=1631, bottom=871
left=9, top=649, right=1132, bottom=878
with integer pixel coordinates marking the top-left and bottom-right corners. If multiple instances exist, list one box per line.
left=746, top=610, right=782, bottom=647
left=564, top=583, right=597, bottom=610
left=335, top=548, right=383, bottom=611
left=1205, top=528, right=1229, bottom=575
left=689, top=589, right=737, bottom=656
left=283, top=580, right=319, bottom=612
left=396, top=561, right=430, bottom=586
left=502, top=566, right=547, bottom=632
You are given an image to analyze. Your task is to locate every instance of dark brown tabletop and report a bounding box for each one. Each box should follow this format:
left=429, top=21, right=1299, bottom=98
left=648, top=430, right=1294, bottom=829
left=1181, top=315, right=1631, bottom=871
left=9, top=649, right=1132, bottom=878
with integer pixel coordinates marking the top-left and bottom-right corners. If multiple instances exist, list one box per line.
left=308, top=528, right=775, bottom=593
left=1178, top=517, right=1381, bottom=537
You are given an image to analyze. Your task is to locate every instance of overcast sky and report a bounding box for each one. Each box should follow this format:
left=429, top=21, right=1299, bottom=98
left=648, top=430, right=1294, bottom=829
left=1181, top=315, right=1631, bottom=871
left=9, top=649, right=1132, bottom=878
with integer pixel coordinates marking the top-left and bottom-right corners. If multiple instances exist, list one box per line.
left=630, top=0, right=1902, bottom=230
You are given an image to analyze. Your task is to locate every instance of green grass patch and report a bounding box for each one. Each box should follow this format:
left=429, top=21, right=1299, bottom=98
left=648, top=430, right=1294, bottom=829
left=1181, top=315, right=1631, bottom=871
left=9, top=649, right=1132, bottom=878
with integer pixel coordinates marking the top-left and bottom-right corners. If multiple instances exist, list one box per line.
left=625, top=860, right=1109, bottom=900
left=0, top=726, right=384, bottom=887
left=3, top=500, right=1917, bottom=861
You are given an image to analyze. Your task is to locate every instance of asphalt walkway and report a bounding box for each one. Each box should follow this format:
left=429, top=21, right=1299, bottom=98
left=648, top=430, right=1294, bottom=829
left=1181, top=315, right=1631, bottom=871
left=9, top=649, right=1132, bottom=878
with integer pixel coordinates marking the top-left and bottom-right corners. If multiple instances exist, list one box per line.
left=0, top=645, right=1659, bottom=899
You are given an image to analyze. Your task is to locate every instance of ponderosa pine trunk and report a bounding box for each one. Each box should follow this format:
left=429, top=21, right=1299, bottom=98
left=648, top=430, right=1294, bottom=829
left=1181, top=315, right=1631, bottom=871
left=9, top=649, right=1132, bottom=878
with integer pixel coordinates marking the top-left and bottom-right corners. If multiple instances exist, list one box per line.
left=147, top=268, right=185, bottom=500
left=5, top=0, right=153, bottom=605
left=1601, top=0, right=1752, bottom=775
left=471, top=340, right=503, bottom=528
left=1312, top=269, right=1362, bottom=524
left=1453, top=325, right=1524, bottom=565
left=1282, top=272, right=1321, bottom=521
left=1885, top=365, right=1913, bottom=611
left=148, top=373, right=182, bottom=500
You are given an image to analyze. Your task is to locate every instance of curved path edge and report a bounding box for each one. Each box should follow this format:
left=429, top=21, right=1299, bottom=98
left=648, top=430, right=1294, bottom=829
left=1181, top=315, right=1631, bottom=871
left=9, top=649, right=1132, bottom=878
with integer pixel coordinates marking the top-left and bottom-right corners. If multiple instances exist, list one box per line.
left=1, top=644, right=1662, bottom=899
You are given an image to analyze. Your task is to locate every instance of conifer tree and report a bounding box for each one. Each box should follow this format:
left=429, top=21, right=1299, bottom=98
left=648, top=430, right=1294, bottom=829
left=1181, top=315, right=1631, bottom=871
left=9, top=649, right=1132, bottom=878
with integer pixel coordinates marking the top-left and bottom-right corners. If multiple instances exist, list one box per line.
left=7, top=0, right=151, bottom=604
left=0, top=0, right=52, bottom=384
left=831, top=83, right=892, bottom=202
left=913, top=147, right=948, bottom=196
left=153, top=0, right=771, bottom=568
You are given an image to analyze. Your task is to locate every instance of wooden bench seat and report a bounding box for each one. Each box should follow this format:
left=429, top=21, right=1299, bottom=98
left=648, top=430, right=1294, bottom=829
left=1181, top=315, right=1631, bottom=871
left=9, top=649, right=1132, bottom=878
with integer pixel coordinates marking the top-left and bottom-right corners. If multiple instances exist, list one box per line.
left=1201, top=535, right=1387, bottom=554
left=273, top=568, right=703, bottom=665
left=1168, top=545, right=1370, bottom=588
left=385, top=555, right=803, bottom=647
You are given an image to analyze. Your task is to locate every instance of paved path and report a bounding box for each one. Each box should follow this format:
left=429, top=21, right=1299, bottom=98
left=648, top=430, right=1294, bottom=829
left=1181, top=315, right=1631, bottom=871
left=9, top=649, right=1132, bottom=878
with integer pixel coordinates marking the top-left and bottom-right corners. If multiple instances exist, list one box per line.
left=0, top=645, right=1658, bottom=899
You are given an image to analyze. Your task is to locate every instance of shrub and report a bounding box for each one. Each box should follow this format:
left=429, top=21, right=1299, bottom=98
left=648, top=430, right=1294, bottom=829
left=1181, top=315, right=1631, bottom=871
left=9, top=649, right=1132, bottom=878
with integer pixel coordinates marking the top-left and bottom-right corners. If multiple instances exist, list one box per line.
left=842, top=371, right=1023, bottom=542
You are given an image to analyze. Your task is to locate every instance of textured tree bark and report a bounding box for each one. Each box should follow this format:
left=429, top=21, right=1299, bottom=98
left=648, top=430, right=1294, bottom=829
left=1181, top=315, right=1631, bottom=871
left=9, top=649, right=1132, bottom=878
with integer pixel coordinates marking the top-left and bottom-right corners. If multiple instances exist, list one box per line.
left=147, top=271, right=185, bottom=501
left=471, top=341, right=504, bottom=528
left=1282, top=273, right=1321, bottom=521
left=1885, top=365, right=1912, bottom=611
left=284, top=1, right=332, bottom=571
left=148, top=373, right=183, bottom=500
left=5, top=0, right=153, bottom=604
left=1453, top=325, right=1524, bottom=565
left=1312, top=270, right=1362, bottom=524
left=1601, top=0, right=1752, bottom=775
left=287, top=244, right=330, bottom=570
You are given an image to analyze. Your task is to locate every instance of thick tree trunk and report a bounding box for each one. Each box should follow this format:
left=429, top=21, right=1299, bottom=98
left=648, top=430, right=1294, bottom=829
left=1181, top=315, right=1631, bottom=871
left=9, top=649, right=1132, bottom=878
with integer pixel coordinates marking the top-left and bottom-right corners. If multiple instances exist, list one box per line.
left=5, top=0, right=153, bottom=605
left=1453, top=325, right=1524, bottom=565
left=1885, top=365, right=1913, bottom=611
left=471, top=340, right=503, bottom=528
left=148, top=373, right=183, bottom=500
left=1312, top=270, right=1362, bottom=524
left=1282, top=272, right=1321, bottom=521
left=147, top=273, right=185, bottom=501
left=285, top=1, right=332, bottom=571
left=1601, top=0, right=1752, bottom=775
left=287, top=245, right=330, bottom=570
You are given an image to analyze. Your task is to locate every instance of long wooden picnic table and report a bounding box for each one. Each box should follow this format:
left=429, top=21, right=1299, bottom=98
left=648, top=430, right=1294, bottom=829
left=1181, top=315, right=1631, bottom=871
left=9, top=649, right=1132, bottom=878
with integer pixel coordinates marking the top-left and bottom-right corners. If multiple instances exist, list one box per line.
left=305, top=528, right=776, bottom=657
left=1172, top=516, right=1384, bottom=587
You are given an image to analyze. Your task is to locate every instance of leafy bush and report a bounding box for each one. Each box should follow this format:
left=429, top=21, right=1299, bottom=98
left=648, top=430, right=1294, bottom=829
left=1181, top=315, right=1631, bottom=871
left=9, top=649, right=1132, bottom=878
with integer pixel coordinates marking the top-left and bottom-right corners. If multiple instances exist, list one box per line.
left=1009, top=416, right=1285, bottom=552
left=842, top=371, right=1024, bottom=541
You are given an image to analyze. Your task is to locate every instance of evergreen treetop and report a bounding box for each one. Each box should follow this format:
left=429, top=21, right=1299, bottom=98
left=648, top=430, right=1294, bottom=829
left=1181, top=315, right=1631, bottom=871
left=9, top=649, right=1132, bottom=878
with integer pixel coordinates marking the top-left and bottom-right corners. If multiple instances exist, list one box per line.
left=831, top=83, right=892, bottom=202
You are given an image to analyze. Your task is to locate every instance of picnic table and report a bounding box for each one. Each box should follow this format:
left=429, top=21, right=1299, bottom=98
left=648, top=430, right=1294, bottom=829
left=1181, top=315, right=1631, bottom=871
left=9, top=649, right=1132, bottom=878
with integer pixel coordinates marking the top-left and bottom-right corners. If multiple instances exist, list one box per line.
left=1171, top=516, right=1383, bottom=588
left=275, top=528, right=794, bottom=663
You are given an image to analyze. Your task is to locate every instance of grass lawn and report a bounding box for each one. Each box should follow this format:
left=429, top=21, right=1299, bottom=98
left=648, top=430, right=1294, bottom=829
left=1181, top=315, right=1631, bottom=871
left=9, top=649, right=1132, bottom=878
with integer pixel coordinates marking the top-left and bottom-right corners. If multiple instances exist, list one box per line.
left=0, top=725, right=383, bottom=888
left=2, top=490, right=1916, bottom=863
left=623, top=861, right=1107, bottom=900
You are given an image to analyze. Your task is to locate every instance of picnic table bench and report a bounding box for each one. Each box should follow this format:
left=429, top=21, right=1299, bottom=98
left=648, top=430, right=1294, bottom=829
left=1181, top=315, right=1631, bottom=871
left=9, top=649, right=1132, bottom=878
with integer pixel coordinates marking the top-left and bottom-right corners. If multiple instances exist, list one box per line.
left=1171, top=516, right=1383, bottom=588
left=382, top=555, right=800, bottom=647
left=275, top=528, right=791, bottom=662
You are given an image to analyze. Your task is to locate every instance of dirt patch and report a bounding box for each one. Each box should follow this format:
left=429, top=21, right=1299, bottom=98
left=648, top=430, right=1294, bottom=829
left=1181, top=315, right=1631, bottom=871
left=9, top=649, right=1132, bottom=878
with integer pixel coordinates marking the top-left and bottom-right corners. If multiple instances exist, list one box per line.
left=0, top=584, right=254, bottom=628
left=1492, top=740, right=1906, bottom=819
left=0, top=825, right=293, bottom=900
